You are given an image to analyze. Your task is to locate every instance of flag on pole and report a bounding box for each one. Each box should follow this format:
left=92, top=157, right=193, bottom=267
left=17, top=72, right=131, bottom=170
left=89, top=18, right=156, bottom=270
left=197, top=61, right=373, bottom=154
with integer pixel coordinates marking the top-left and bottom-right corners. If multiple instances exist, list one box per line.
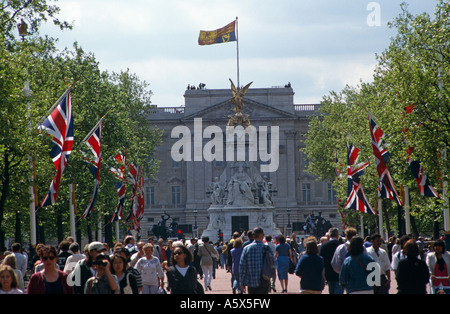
left=38, top=88, right=74, bottom=207
left=109, top=152, right=127, bottom=223
left=124, top=162, right=139, bottom=223
left=110, top=183, right=126, bottom=223
left=344, top=143, right=375, bottom=214
left=198, top=20, right=236, bottom=45
left=406, top=147, right=440, bottom=198
left=400, top=100, right=440, bottom=198
left=80, top=119, right=103, bottom=219
left=136, top=168, right=145, bottom=219
left=368, top=113, right=403, bottom=206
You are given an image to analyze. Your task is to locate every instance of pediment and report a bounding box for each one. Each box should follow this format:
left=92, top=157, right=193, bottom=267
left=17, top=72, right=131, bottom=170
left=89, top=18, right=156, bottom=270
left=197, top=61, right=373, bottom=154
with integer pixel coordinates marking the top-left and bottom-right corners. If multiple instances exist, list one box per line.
left=182, top=98, right=296, bottom=122
left=166, top=176, right=184, bottom=184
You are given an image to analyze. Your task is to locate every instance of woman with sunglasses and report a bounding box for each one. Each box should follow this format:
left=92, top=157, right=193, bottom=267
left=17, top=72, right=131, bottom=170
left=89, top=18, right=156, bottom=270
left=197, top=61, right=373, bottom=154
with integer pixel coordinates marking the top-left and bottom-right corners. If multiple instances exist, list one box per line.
left=27, top=245, right=73, bottom=294
left=165, top=242, right=204, bottom=294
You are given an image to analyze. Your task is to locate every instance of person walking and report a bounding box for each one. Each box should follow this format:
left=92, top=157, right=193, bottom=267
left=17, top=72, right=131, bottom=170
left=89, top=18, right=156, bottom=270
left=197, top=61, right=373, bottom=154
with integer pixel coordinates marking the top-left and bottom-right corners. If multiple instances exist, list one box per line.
left=135, top=243, right=164, bottom=294
left=71, top=241, right=106, bottom=294
left=11, top=243, right=27, bottom=281
left=265, top=235, right=277, bottom=292
left=1, top=254, right=25, bottom=291
left=111, top=254, right=139, bottom=294
left=63, top=242, right=85, bottom=275
left=391, top=235, right=413, bottom=275
left=275, top=235, right=293, bottom=293
left=27, top=245, right=73, bottom=294
left=319, top=227, right=343, bottom=294
left=165, top=242, right=204, bottom=294
left=230, top=238, right=243, bottom=294
left=366, top=234, right=391, bottom=294
left=57, top=240, right=72, bottom=271
left=396, top=239, right=430, bottom=294
left=0, top=265, right=23, bottom=294
left=197, top=236, right=219, bottom=291
left=227, top=232, right=241, bottom=273
left=339, top=236, right=375, bottom=294
left=84, top=253, right=119, bottom=294
left=426, top=239, right=450, bottom=292
left=295, top=236, right=325, bottom=294
left=331, top=227, right=358, bottom=274
left=239, top=227, right=273, bottom=294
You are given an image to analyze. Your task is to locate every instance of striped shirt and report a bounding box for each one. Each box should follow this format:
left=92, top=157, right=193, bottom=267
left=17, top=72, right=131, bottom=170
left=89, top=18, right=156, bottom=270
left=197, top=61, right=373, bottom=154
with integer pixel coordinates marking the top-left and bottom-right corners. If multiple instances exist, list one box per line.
left=239, top=240, right=274, bottom=288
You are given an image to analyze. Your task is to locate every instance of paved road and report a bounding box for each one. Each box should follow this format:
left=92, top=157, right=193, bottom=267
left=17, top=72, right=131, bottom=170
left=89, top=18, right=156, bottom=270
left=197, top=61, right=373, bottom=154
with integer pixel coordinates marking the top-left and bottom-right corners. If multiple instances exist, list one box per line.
left=201, top=267, right=420, bottom=295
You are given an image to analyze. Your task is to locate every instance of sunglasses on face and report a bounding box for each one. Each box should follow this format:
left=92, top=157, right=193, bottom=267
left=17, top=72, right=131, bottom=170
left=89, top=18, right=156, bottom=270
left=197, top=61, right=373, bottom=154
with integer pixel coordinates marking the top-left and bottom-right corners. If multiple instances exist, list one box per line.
left=42, top=255, right=56, bottom=261
left=173, top=251, right=184, bottom=256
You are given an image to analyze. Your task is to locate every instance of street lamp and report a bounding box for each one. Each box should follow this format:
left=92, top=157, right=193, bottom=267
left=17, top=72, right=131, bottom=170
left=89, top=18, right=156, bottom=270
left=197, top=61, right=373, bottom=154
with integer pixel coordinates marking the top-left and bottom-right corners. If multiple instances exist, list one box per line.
left=17, top=19, right=28, bottom=41
left=193, top=210, right=198, bottom=238
left=286, top=208, right=292, bottom=235
left=18, top=19, right=37, bottom=249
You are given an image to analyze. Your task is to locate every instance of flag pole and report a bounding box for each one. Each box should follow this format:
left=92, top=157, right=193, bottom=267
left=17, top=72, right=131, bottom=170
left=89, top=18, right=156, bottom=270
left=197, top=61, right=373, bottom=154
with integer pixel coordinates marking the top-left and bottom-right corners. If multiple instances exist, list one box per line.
left=236, top=17, right=240, bottom=88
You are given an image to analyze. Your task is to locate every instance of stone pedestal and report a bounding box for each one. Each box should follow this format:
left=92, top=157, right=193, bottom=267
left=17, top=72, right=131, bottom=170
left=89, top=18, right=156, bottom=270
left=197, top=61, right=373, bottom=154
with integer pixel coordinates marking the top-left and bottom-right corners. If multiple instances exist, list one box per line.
left=202, top=204, right=281, bottom=242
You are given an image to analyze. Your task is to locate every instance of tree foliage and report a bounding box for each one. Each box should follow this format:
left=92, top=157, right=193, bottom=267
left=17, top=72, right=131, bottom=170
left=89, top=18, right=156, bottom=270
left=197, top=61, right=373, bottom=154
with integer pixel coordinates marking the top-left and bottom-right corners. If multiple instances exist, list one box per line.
left=0, top=0, right=161, bottom=249
left=302, top=1, right=449, bottom=237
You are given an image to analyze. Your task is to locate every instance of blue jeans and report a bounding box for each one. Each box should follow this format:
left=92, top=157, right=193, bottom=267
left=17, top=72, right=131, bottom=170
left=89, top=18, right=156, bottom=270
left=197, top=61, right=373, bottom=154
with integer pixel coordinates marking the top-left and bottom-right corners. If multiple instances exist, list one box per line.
left=328, top=281, right=344, bottom=294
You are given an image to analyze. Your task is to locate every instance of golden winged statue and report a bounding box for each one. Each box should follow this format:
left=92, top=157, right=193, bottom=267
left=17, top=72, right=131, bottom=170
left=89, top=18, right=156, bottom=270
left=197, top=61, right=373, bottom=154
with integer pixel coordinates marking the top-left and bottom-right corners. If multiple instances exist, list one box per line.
left=228, top=79, right=253, bottom=128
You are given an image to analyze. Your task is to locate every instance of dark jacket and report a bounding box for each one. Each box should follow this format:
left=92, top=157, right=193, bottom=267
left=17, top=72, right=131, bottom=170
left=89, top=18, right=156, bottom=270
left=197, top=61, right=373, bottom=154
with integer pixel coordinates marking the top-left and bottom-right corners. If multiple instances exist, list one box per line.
left=319, top=238, right=341, bottom=282
left=166, top=266, right=203, bottom=294
left=396, top=257, right=430, bottom=294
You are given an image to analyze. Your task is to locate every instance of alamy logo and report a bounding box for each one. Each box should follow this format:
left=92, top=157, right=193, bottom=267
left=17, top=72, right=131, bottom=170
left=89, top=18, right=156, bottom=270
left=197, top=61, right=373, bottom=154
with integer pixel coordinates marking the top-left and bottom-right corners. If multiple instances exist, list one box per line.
left=366, top=262, right=381, bottom=287
left=367, top=2, right=381, bottom=27
left=171, top=118, right=280, bottom=172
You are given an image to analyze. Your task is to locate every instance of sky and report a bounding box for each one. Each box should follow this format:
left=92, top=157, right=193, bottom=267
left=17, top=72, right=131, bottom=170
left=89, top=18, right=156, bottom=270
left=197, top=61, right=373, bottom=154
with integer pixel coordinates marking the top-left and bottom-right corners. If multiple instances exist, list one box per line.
left=41, top=0, right=438, bottom=108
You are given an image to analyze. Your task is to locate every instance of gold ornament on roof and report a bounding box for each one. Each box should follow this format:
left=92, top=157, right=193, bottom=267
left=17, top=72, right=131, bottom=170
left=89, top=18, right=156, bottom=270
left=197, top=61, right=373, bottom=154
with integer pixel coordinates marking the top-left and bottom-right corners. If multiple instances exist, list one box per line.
left=228, top=79, right=253, bottom=128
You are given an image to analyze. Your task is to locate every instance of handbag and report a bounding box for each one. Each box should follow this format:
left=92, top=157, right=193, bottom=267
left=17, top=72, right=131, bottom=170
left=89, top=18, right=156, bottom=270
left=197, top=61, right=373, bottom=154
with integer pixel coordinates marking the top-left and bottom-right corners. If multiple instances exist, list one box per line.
left=123, top=273, right=133, bottom=294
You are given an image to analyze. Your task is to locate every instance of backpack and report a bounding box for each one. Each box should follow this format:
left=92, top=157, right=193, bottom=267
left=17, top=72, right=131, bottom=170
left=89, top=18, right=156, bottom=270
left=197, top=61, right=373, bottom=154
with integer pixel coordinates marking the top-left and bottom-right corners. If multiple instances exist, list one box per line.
left=261, top=245, right=276, bottom=281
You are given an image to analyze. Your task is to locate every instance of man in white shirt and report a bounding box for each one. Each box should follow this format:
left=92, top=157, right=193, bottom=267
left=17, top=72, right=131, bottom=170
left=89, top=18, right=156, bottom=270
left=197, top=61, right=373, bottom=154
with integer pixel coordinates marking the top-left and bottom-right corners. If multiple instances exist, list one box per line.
left=331, top=227, right=358, bottom=274
left=367, top=234, right=391, bottom=294
left=64, top=242, right=86, bottom=275
left=391, top=235, right=417, bottom=274
left=11, top=243, right=27, bottom=280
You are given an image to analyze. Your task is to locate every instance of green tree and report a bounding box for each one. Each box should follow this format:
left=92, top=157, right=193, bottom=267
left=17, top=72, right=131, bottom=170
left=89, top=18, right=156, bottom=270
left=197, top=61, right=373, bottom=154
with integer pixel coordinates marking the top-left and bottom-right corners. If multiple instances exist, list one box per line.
left=0, top=0, right=162, bottom=249
left=302, top=1, right=449, bottom=238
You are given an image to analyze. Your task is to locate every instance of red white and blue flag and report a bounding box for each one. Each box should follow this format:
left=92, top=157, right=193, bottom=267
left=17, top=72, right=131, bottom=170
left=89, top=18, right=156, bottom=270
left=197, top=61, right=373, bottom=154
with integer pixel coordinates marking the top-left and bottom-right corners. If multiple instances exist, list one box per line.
left=80, top=119, right=103, bottom=219
left=400, top=100, right=439, bottom=198
left=109, top=152, right=127, bottom=223
left=368, top=113, right=403, bottom=206
left=406, top=147, right=440, bottom=198
left=38, top=88, right=74, bottom=207
left=344, top=143, right=375, bottom=214
left=136, top=169, right=145, bottom=220
left=124, top=162, right=139, bottom=223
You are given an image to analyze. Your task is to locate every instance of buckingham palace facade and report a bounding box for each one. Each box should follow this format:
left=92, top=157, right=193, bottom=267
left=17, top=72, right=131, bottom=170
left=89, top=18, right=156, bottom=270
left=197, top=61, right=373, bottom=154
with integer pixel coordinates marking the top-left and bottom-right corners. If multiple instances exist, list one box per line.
left=140, top=84, right=340, bottom=239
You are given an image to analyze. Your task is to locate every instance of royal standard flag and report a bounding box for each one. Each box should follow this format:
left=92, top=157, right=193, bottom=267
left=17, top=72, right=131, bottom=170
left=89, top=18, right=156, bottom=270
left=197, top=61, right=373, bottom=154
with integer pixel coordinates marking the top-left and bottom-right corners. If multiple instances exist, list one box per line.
left=198, top=20, right=236, bottom=45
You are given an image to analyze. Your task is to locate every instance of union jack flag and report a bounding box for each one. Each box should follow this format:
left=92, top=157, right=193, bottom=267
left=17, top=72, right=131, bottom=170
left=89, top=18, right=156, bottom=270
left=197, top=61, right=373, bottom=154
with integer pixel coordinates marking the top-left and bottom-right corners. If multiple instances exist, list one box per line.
left=400, top=99, right=439, bottom=198
left=124, top=162, right=139, bottom=223
left=344, top=143, right=375, bottom=214
left=406, top=147, right=440, bottom=198
left=38, top=89, right=74, bottom=207
left=368, top=113, right=403, bottom=206
left=80, top=119, right=103, bottom=219
left=136, top=169, right=145, bottom=219
left=109, top=152, right=126, bottom=223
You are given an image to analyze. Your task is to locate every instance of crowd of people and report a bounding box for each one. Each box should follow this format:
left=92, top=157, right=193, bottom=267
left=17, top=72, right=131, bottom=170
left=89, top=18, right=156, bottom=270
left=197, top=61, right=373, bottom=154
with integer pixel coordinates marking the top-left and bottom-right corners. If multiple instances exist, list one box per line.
left=0, top=228, right=449, bottom=294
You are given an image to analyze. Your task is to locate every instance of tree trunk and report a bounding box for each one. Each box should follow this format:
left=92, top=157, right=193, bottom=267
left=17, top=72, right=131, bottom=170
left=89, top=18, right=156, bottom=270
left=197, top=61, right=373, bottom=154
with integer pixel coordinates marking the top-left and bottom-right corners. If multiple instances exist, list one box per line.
left=15, top=210, right=22, bottom=244
left=56, top=207, right=63, bottom=243
left=0, top=153, right=11, bottom=251
left=383, top=205, right=392, bottom=237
